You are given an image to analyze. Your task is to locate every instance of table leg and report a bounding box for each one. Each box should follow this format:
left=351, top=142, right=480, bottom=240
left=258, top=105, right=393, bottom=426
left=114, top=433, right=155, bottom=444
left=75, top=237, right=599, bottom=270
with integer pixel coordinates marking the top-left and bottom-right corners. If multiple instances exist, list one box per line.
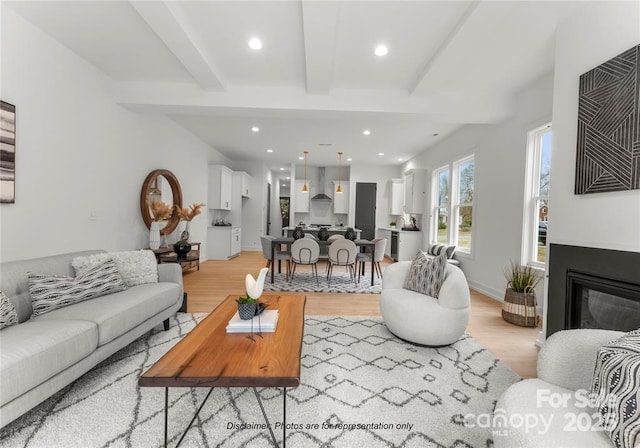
left=271, top=243, right=275, bottom=284
left=370, top=247, right=375, bottom=286
left=283, top=387, right=287, bottom=448
left=164, top=388, right=168, bottom=448
left=253, top=387, right=279, bottom=447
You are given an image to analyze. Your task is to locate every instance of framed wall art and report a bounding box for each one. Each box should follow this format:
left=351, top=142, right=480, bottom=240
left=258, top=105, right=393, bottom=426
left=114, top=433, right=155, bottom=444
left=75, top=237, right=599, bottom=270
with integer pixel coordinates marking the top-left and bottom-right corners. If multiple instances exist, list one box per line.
left=575, top=44, right=640, bottom=194
left=0, top=101, right=16, bottom=204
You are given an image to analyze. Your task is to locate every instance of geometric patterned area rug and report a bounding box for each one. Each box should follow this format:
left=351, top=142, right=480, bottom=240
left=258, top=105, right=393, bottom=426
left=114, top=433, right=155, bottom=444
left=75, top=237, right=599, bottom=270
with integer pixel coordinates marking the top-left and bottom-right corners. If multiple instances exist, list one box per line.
left=264, top=267, right=382, bottom=294
left=0, top=314, right=520, bottom=448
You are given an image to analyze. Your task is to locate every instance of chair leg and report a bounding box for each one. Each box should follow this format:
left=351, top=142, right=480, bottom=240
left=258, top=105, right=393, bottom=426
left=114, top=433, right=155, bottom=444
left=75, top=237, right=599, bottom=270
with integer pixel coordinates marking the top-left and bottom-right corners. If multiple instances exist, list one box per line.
left=313, top=263, right=319, bottom=286
left=351, top=265, right=357, bottom=286
left=289, top=262, right=297, bottom=283
left=285, top=260, right=290, bottom=281
left=327, top=264, right=332, bottom=287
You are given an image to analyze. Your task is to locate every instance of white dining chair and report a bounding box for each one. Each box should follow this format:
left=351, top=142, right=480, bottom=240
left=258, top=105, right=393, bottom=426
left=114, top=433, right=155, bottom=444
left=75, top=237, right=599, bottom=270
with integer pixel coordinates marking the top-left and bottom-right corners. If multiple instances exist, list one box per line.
left=327, top=239, right=357, bottom=286
left=290, top=238, right=321, bottom=285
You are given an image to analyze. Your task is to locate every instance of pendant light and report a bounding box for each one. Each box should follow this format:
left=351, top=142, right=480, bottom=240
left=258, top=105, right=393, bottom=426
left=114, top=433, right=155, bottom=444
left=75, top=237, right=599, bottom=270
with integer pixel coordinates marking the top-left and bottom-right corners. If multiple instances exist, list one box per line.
left=336, top=152, right=343, bottom=193
left=302, top=151, right=309, bottom=192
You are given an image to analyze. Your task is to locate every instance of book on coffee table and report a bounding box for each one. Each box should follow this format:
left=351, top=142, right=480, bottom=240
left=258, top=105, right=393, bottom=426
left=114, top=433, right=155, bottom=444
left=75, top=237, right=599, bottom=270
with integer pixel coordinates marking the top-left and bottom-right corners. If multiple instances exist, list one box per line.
left=226, top=309, right=279, bottom=333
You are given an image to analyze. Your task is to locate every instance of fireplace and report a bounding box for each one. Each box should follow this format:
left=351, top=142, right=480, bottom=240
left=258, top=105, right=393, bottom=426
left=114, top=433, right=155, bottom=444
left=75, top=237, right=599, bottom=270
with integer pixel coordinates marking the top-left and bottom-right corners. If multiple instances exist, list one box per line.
left=547, top=244, right=640, bottom=338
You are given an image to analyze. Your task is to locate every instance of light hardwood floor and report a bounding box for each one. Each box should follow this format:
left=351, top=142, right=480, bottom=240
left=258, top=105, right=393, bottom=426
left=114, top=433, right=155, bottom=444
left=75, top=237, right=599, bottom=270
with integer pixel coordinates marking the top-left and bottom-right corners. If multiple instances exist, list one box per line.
left=183, top=251, right=539, bottom=378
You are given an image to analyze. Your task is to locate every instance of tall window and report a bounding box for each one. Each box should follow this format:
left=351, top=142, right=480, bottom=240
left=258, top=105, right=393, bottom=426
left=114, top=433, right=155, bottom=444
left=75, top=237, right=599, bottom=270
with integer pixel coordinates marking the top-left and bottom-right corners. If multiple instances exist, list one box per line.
left=433, top=167, right=449, bottom=244
left=524, top=123, right=552, bottom=266
left=431, top=155, right=475, bottom=254
left=453, top=156, right=475, bottom=252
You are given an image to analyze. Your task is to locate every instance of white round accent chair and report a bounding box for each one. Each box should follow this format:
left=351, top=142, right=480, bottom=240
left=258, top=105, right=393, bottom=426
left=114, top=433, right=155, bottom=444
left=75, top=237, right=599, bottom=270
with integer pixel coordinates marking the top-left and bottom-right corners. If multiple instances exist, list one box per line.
left=380, top=260, right=471, bottom=346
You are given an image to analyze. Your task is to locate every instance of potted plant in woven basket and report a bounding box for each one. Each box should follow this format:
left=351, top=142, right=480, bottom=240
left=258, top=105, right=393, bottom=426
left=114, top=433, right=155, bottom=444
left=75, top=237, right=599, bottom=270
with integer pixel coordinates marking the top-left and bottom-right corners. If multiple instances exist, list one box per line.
left=502, top=262, right=541, bottom=327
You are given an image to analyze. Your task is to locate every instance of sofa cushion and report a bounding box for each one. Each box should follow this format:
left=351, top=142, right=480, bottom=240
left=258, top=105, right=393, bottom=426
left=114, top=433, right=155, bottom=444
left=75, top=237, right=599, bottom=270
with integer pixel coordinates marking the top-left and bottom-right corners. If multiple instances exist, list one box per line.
left=0, top=291, right=18, bottom=330
left=403, top=251, right=447, bottom=298
left=591, top=329, right=640, bottom=448
left=0, top=319, right=98, bottom=406
left=28, top=259, right=128, bottom=317
left=72, top=250, right=158, bottom=287
left=33, top=282, right=180, bottom=346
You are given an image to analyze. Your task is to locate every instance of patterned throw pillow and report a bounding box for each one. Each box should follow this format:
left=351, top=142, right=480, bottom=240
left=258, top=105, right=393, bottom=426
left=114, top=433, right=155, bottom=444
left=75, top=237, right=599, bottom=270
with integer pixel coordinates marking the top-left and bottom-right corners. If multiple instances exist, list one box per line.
left=72, top=250, right=158, bottom=287
left=426, top=243, right=456, bottom=259
left=403, top=251, right=448, bottom=298
left=0, top=291, right=18, bottom=330
left=29, top=259, right=128, bottom=317
left=591, top=329, right=640, bottom=448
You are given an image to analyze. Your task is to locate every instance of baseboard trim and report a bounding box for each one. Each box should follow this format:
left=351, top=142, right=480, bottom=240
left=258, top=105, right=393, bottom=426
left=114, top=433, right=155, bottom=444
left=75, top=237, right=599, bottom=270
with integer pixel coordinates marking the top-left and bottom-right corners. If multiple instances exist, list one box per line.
left=467, top=279, right=504, bottom=302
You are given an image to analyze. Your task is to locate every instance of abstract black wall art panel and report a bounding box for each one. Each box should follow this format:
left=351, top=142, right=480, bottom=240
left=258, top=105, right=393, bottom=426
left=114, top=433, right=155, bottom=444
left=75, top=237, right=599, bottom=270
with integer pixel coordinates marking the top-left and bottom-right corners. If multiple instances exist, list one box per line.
left=575, top=44, right=640, bottom=195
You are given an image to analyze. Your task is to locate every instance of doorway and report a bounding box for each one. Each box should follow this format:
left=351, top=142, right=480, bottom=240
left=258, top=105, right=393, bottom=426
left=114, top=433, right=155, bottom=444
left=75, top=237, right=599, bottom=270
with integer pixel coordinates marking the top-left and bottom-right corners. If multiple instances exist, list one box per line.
left=355, top=182, right=377, bottom=240
left=280, top=197, right=290, bottom=228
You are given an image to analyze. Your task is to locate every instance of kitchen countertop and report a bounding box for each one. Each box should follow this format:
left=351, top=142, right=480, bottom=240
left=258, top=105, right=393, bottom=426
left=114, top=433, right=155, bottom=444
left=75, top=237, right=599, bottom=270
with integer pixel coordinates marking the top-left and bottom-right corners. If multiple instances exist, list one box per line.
left=282, top=226, right=361, bottom=232
left=378, top=227, right=422, bottom=232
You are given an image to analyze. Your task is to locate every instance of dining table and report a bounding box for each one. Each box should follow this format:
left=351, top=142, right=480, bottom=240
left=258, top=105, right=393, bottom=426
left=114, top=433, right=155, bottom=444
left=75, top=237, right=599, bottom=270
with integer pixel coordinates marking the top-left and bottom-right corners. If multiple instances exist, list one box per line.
left=270, top=237, right=377, bottom=286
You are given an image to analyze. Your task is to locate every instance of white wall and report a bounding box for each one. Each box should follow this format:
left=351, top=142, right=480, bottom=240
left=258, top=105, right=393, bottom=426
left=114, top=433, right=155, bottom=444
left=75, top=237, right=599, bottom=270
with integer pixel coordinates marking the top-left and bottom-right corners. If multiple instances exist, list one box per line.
left=549, top=1, right=640, bottom=253
left=0, top=7, right=224, bottom=261
left=402, top=73, right=554, bottom=299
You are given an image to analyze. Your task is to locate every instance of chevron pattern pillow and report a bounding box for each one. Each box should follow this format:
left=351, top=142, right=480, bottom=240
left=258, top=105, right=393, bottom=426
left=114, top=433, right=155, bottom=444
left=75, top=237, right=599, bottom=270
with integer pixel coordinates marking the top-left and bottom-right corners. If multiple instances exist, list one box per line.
left=29, top=259, right=128, bottom=317
left=403, top=251, right=448, bottom=298
left=591, top=329, right=640, bottom=448
left=0, top=291, right=18, bottom=330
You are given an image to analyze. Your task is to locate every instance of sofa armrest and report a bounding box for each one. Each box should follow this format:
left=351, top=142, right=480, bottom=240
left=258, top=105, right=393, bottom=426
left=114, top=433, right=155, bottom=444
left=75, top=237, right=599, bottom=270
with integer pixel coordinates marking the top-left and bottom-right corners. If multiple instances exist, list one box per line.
left=157, top=264, right=184, bottom=295
left=537, top=328, right=623, bottom=391
left=382, top=261, right=411, bottom=290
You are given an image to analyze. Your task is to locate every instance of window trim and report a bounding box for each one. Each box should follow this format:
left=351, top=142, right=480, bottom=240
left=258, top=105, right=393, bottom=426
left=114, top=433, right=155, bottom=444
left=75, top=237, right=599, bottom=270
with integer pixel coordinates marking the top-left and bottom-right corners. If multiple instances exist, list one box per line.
left=430, top=155, right=475, bottom=255
left=522, top=122, right=551, bottom=269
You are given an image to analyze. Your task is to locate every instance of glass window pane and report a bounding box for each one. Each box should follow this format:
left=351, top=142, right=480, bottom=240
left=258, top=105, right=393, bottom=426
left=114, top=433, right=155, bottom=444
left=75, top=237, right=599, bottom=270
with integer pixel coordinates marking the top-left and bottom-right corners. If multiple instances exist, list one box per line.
left=438, top=170, right=449, bottom=207
left=437, top=207, right=448, bottom=243
left=458, top=206, right=472, bottom=249
left=458, top=160, right=474, bottom=204
left=536, top=200, right=548, bottom=263
left=539, top=131, right=552, bottom=196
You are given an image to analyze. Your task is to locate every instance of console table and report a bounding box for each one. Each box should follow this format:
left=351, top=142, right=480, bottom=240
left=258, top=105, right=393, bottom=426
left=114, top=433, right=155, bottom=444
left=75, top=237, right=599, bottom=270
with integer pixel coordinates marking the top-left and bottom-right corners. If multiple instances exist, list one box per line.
left=152, top=242, right=201, bottom=272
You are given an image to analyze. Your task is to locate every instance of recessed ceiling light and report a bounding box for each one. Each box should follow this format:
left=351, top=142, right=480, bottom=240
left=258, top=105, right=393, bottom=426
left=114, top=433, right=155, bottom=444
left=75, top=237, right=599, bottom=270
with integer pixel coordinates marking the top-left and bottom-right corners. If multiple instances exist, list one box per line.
left=363, top=129, right=371, bottom=136
left=279, top=167, right=285, bottom=171
left=251, top=126, right=259, bottom=132
left=282, top=184, right=286, bottom=187
left=248, top=38, right=262, bottom=50
left=398, top=158, right=404, bottom=161
left=266, top=148, right=273, bottom=153
left=378, top=152, right=384, bottom=156
left=298, top=156, right=304, bottom=160
left=375, top=44, right=388, bottom=57
left=286, top=176, right=290, bottom=180
left=347, top=158, right=352, bottom=161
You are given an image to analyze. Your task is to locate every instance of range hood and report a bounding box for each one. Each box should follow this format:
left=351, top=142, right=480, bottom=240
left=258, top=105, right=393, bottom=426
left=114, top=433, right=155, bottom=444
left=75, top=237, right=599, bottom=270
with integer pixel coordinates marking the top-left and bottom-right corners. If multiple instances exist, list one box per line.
left=311, top=167, right=332, bottom=201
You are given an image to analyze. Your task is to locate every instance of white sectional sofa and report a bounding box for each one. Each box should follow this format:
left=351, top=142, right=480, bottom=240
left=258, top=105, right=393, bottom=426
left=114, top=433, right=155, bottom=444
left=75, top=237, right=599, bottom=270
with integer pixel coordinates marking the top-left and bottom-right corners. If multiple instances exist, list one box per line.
left=0, top=250, right=183, bottom=428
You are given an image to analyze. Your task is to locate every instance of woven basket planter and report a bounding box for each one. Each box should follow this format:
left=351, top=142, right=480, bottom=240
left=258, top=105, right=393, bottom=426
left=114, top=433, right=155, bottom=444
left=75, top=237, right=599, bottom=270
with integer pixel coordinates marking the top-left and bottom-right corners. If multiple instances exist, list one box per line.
left=502, top=288, right=539, bottom=327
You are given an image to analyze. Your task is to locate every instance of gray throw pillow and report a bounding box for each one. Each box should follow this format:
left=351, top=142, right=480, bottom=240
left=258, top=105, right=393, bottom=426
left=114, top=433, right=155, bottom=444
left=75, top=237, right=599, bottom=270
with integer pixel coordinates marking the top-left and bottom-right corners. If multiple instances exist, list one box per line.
left=403, top=251, right=448, bottom=298
left=427, top=243, right=456, bottom=259
left=591, top=329, right=640, bottom=448
left=0, top=291, right=18, bottom=330
left=29, top=259, right=127, bottom=317
left=72, top=250, right=158, bottom=287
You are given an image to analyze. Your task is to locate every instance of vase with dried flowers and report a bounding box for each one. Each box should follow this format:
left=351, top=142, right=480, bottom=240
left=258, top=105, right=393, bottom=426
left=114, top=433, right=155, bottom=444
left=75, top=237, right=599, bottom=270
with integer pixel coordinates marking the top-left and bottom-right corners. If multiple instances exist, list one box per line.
left=148, top=201, right=173, bottom=250
left=175, top=203, right=204, bottom=241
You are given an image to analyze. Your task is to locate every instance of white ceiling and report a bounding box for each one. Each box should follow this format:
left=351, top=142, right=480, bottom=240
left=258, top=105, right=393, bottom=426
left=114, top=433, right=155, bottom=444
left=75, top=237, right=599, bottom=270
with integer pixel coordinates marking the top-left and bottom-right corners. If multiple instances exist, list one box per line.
left=6, top=0, right=585, bottom=178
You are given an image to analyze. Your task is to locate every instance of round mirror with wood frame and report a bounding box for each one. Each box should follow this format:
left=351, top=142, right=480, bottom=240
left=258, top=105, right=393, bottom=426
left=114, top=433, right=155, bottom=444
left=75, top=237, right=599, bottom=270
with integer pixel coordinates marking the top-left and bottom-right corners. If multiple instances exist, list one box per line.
left=140, top=169, right=183, bottom=235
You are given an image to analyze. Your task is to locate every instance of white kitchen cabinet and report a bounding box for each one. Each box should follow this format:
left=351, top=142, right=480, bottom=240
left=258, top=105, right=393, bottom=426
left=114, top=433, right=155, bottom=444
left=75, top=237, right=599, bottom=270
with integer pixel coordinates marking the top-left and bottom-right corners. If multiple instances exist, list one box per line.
left=332, top=181, right=349, bottom=214
left=398, top=231, right=423, bottom=261
left=208, top=165, right=233, bottom=210
left=388, top=179, right=404, bottom=215
left=293, top=180, right=310, bottom=213
left=378, top=229, right=392, bottom=257
left=207, top=226, right=241, bottom=259
left=236, top=171, right=252, bottom=198
left=403, top=170, right=425, bottom=214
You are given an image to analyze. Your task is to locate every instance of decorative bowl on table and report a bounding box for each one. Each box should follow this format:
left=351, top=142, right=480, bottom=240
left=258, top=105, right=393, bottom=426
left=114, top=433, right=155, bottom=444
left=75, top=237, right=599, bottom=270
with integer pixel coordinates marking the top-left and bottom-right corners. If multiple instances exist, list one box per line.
left=173, top=239, right=192, bottom=258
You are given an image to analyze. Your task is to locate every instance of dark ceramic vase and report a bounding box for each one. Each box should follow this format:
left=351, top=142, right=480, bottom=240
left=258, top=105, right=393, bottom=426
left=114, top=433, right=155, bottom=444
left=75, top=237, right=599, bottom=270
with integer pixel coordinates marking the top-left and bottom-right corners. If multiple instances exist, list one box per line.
left=173, top=240, right=192, bottom=258
left=317, top=228, right=329, bottom=241
left=344, top=227, right=356, bottom=241
left=293, top=226, right=305, bottom=239
left=238, top=302, right=257, bottom=320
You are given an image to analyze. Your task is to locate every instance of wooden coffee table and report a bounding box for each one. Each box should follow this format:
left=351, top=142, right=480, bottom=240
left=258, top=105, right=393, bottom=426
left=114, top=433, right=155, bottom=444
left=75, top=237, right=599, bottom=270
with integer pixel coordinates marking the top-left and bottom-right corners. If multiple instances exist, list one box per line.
left=139, top=293, right=306, bottom=448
